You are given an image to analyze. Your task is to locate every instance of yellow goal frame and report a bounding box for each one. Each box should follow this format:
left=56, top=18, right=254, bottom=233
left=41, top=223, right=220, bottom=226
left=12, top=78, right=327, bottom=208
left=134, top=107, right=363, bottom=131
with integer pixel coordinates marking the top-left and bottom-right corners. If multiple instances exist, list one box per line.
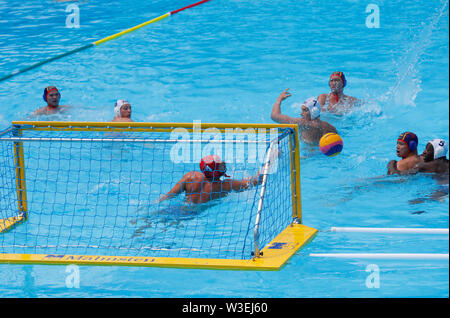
left=0, top=121, right=317, bottom=270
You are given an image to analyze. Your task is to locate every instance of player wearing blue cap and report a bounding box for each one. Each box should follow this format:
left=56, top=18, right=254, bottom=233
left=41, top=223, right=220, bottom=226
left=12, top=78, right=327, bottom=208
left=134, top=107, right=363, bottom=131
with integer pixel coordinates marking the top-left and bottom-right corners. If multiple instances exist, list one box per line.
left=387, top=132, right=420, bottom=175
left=271, top=88, right=337, bottom=144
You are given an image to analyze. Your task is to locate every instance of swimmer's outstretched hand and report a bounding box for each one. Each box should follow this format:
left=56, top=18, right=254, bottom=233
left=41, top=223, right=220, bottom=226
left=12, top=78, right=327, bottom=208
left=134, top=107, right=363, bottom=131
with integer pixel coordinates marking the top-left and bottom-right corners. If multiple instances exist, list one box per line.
left=278, top=88, right=292, bottom=101
left=152, top=194, right=169, bottom=205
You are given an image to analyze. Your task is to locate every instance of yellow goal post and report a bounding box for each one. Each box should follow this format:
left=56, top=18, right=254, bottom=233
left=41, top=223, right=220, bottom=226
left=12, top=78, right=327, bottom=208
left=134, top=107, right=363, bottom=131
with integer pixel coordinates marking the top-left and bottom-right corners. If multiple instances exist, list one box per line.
left=0, top=121, right=317, bottom=270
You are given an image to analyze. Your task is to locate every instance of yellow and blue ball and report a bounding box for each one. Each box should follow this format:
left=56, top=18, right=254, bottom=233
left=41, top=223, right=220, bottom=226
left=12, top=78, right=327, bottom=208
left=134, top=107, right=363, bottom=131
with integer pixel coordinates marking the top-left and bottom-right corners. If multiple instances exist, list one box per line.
left=319, top=133, right=343, bottom=157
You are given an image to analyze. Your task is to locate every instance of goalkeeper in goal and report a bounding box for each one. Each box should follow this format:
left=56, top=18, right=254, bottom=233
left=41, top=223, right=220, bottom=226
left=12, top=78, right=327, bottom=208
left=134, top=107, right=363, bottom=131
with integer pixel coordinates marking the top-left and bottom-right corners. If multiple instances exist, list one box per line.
left=158, top=155, right=263, bottom=204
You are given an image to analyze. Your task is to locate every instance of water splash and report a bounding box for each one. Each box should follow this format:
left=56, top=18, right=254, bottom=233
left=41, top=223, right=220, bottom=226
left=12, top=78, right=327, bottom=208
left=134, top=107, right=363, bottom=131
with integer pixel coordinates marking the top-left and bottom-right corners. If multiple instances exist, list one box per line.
left=380, top=0, right=449, bottom=107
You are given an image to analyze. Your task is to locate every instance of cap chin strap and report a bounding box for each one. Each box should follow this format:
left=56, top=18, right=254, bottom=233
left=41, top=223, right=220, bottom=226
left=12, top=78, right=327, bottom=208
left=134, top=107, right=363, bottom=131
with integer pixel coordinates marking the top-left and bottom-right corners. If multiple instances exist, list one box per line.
left=330, top=92, right=339, bottom=103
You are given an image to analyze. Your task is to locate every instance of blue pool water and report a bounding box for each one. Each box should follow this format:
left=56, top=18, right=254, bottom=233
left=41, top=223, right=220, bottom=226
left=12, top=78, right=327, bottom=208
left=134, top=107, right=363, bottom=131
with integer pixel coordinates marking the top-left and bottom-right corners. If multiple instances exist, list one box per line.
left=0, top=0, right=448, bottom=298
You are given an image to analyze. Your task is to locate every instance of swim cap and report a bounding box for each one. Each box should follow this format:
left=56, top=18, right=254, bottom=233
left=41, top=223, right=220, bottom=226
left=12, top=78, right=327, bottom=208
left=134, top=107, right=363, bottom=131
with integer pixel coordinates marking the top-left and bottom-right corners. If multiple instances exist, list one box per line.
left=200, top=155, right=229, bottom=179
left=43, top=86, right=60, bottom=102
left=114, top=99, right=130, bottom=117
left=398, top=132, right=418, bottom=152
left=330, top=71, right=347, bottom=87
left=429, top=139, right=448, bottom=159
left=303, top=97, right=321, bottom=120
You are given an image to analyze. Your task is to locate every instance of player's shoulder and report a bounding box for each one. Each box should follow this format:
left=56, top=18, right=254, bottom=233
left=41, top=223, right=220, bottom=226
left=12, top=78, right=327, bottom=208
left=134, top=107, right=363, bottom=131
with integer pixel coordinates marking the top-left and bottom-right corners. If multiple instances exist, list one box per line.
left=317, top=94, right=327, bottom=103
left=186, top=171, right=204, bottom=181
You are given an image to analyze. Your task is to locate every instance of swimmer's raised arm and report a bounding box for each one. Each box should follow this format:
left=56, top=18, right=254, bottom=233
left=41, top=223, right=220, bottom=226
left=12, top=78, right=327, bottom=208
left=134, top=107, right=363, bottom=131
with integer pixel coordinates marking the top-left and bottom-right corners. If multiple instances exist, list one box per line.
left=271, top=89, right=300, bottom=124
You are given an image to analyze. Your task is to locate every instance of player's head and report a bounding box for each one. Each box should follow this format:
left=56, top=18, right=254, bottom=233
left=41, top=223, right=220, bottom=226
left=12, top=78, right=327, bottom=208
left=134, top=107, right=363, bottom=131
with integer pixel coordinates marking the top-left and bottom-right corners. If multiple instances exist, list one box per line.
left=397, top=132, right=418, bottom=158
left=43, top=86, right=60, bottom=107
left=329, top=71, right=346, bottom=92
left=301, top=97, right=321, bottom=120
left=423, top=139, right=448, bottom=162
left=200, top=155, right=229, bottom=180
left=114, top=100, right=131, bottom=118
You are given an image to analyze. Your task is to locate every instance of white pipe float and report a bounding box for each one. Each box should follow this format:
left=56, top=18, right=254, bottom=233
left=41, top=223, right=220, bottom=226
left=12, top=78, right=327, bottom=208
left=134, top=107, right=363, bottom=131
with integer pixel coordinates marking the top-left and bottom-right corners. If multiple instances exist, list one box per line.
left=330, top=227, right=449, bottom=235
left=309, top=253, right=449, bottom=260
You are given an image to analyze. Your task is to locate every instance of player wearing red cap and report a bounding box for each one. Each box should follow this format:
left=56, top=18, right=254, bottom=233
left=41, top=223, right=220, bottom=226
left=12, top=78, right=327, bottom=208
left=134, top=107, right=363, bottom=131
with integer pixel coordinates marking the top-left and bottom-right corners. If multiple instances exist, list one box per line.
left=317, top=72, right=358, bottom=114
left=158, top=155, right=263, bottom=204
left=32, top=86, right=69, bottom=116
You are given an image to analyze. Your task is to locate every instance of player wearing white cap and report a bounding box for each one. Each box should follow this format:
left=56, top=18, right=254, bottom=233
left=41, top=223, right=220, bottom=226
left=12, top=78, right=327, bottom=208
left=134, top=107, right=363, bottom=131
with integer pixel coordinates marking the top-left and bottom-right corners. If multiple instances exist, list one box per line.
left=112, top=99, right=133, bottom=122
left=270, top=88, right=337, bottom=144
left=415, top=139, right=449, bottom=174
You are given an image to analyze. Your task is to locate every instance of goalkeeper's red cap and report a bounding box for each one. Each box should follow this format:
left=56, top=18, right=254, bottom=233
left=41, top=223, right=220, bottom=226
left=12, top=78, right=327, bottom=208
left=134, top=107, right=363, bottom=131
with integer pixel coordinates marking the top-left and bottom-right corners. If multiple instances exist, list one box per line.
left=200, top=155, right=229, bottom=179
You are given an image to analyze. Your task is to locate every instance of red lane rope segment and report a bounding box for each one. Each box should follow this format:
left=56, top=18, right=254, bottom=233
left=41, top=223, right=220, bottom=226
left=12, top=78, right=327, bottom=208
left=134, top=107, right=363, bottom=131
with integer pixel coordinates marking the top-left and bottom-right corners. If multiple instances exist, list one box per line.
left=170, top=0, right=212, bottom=15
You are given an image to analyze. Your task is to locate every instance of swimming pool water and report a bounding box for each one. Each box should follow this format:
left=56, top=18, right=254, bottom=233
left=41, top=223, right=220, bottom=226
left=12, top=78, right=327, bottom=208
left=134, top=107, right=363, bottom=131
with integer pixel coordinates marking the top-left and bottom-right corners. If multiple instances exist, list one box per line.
left=0, top=0, right=448, bottom=298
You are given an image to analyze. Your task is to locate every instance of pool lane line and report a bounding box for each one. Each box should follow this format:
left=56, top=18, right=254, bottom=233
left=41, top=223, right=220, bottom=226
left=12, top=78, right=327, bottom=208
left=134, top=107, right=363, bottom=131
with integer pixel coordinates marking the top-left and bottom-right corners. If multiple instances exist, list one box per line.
left=92, top=0, right=212, bottom=46
left=309, top=253, right=449, bottom=260
left=0, top=0, right=212, bottom=83
left=329, top=227, right=449, bottom=235
left=0, top=43, right=94, bottom=83
left=92, top=12, right=170, bottom=46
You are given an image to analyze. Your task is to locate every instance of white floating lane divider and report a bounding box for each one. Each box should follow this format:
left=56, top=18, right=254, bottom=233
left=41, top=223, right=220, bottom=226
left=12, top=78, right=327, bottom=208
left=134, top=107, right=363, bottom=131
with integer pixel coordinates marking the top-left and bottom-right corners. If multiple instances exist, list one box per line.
left=330, top=227, right=449, bottom=235
left=309, top=253, right=449, bottom=260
